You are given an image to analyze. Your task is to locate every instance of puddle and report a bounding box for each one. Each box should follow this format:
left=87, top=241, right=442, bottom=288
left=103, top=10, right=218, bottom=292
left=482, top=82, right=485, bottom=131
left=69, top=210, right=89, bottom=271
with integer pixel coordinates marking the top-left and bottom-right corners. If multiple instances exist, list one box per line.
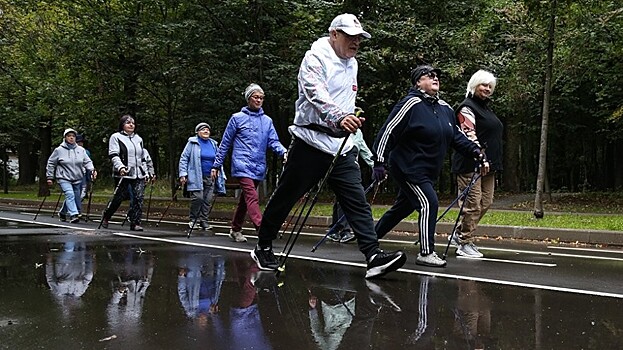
left=0, top=237, right=622, bottom=349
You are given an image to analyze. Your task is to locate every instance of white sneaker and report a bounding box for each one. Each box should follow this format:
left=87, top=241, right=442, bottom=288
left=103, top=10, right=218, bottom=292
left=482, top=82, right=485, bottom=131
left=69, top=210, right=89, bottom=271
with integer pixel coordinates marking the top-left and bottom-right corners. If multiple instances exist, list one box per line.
left=448, top=233, right=461, bottom=247
left=456, top=242, right=484, bottom=258
left=188, top=220, right=198, bottom=229
left=229, top=230, right=247, bottom=243
left=416, top=252, right=447, bottom=267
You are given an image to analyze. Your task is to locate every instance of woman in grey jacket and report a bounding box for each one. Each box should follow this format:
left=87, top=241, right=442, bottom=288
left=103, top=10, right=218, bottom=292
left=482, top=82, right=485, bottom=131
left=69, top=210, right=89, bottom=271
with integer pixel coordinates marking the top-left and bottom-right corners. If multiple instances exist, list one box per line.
left=102, top=115, right=155, bottom=231
left=46, top=128, right=97, bottom=223
left=179, top=122, right=226, bottom=234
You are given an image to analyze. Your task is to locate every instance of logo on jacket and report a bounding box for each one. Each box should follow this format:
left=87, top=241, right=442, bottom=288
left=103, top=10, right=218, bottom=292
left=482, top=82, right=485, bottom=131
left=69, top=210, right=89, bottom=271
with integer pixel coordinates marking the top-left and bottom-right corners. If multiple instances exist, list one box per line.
left=352, top=85, right=357, bottom=91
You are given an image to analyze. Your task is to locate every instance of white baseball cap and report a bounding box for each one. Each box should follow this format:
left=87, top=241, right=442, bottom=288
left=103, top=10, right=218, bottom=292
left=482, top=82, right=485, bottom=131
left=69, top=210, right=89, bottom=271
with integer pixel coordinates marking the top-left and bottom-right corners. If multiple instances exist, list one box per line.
left=328, top=13, right=371, bottom=39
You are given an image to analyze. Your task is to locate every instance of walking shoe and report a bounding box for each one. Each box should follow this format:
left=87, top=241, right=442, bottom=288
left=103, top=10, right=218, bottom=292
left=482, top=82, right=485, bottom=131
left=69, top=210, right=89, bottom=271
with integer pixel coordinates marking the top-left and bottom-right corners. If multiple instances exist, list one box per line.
left=448, top=232, right=461, bottom=247
left=69, top=214, right=80, bottom=224
left=101, top=217, right=109, bottom=228
left=188, top=220, right=198, bottom=229
left=251, top=246, right=279, bottom=271
left=416, top=252, right=447, bottom=267
left=365, top=250, right=407, bottom=279
left=58, top=213, right=67, bottom=222
left=470, top=242, right=482, bottom=253
left=200, top=222, right=215, bottom=236
left=339, top=230, right=356, bottom=243
left=229, top=230, right=247, bottom=243
left=130, top=225, right=144, bottom=232
left=456, top=242, right=484, bottom=258
left=326, top=231, right=341, bottom=242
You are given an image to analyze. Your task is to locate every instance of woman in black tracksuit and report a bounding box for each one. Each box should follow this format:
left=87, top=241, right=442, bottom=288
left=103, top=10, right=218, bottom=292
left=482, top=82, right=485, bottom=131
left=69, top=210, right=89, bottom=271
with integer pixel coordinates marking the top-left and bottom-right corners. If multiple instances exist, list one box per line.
left=372, top=65, right=486, bottom=267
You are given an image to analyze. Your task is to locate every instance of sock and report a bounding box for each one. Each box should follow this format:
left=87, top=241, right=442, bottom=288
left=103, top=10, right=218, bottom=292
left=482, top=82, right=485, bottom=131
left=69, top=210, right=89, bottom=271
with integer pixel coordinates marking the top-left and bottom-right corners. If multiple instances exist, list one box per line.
left=257, top=240, right=272, bottom=250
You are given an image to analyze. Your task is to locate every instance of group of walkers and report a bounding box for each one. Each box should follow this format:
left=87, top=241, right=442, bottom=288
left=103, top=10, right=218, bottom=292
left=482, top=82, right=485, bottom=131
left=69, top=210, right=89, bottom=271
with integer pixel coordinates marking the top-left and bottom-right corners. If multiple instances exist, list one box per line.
left=45, top=13, right=502, bottom=280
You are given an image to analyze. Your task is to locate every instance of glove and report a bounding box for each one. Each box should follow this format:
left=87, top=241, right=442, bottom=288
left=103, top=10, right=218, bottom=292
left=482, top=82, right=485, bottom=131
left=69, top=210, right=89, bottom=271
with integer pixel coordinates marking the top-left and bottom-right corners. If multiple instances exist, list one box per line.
left=473, top=149, right=490, bottom=175
left=372, top=163, right=387, bottom=183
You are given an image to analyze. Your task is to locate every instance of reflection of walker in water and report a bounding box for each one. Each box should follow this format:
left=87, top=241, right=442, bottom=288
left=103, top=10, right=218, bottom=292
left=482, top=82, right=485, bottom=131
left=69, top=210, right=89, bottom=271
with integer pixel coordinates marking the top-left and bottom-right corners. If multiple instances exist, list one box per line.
left=177, top=254, right=225, bottom=321
left=308, top=287, right=355, bottom=350
left=46, top=241, right=95, bottom=315
left=452, top=280, right=493, bottom=349
left=230, top=258, right=271, bottom=350
left=107, top=248, right=154, bottom=323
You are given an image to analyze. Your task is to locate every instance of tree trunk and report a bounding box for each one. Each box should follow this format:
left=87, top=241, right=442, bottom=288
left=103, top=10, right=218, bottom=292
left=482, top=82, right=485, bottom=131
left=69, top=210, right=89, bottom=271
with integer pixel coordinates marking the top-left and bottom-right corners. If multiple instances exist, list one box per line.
left=533, top=0, right=557, bottom=219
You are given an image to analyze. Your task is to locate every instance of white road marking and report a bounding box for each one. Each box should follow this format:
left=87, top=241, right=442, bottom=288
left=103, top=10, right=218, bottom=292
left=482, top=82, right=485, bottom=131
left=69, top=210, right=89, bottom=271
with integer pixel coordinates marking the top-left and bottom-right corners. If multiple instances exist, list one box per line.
left=0, top=216, right=96, bottom=231
left=113, top=232, right=622, bottom=299
left=547, top=246, right=623, bottom=254
left=456, top=256, right=557, bottom=267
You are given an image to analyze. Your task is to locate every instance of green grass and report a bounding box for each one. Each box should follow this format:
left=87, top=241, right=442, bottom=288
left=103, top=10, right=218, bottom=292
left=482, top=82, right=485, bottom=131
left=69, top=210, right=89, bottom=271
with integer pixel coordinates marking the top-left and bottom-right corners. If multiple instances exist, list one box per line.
left=3, top=183, right=623, bottom=231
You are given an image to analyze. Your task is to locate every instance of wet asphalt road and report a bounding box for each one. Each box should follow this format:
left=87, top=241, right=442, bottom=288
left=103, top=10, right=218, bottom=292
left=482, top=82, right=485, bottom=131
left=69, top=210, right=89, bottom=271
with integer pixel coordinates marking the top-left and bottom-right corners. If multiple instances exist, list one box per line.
left=1, top=209, right=623, bottom=349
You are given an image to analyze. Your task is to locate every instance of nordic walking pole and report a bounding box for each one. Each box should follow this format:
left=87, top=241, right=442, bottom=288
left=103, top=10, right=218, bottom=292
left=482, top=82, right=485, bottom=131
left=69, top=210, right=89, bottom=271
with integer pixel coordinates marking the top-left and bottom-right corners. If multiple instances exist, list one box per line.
left=51, top=191, right=63, bottom=218
left=98, top=178, right=125, bottom=229
left=85, top=180, right=95, bottom=222
left=34, top=187, right=51, bottom=221
left=145, top=179, right=154, bottom=222
left=311, top=180, right=377, bottom=252
left=279, top=194, right=307, bottom=239
left=156, top=184, right=180, bottom=227
left=277, top=134, right=351, bottom=277
left=279, top=188, right=314, bottom=256
left=187, top=193, right=218, bottom=238
left=442, top=171, right=481, bottom=259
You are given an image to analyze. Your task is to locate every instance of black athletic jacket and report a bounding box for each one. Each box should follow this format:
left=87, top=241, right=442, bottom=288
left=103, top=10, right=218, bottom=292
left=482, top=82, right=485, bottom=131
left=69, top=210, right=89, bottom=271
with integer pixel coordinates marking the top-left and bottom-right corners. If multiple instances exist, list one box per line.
left=373, top=88, right=480, bottom=183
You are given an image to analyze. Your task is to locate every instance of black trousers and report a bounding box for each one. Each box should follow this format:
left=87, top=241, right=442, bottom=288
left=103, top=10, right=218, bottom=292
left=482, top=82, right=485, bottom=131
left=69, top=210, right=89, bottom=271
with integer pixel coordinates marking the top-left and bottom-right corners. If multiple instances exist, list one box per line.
left=258, top=138, right=380, bottom=259
left=104, top=178, right=145, bottom=226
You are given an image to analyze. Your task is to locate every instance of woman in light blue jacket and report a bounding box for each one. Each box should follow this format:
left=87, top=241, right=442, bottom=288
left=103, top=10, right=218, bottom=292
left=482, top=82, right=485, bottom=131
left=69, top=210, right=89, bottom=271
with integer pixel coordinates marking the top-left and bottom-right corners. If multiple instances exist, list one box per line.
left=211, top=84, right=287, bottom=243
left=179, top=123, right=226, bottom=234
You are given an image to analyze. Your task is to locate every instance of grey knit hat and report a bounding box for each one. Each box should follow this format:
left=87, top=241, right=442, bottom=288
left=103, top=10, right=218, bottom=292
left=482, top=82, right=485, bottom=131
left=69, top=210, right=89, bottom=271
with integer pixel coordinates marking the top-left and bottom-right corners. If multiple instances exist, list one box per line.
left=195, top=122, right=211, bottom=133
left=244, top=83, right=264, bottom=101
left=63, top=128, right=77, bottom=137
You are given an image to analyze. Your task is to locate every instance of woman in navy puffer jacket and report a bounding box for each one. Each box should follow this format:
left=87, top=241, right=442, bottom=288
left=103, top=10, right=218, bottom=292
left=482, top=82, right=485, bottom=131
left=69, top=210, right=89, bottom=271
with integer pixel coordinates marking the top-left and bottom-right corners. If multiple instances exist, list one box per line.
left=211, top=83, right=287, bottom=243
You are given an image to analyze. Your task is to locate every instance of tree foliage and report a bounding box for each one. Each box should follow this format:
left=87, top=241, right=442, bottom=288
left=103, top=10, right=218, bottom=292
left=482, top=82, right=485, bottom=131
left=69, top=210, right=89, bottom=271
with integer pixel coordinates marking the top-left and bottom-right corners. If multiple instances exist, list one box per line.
left=1, top=0, right=622, bottom=194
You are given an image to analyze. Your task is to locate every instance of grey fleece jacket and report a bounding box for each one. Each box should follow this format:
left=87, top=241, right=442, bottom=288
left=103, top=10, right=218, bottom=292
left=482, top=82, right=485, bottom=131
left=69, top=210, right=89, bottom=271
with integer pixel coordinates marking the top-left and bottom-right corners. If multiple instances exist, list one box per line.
left=46, top=142, right=94, bottom=183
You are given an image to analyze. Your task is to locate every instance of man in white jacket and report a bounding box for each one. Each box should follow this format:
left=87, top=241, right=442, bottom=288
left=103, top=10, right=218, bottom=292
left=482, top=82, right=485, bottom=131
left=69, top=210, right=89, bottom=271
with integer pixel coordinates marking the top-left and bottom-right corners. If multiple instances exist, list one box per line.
left=252, top=14, right=406, bottom=279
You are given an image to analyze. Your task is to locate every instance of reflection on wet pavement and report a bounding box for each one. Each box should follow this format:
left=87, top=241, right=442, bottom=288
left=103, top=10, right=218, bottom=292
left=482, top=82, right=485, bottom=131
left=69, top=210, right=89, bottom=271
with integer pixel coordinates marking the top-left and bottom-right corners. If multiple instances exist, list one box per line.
left=1, top=238, right=622, bottom=349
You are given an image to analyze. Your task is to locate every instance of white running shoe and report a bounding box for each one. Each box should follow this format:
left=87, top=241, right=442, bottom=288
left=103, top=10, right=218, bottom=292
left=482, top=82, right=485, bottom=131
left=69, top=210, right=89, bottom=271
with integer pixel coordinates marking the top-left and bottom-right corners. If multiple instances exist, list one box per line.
left=456, top=242, right=484, bottom=258
left=229, top=230, right=247, bottom=243
left=416, top=252, right=447, bottom=267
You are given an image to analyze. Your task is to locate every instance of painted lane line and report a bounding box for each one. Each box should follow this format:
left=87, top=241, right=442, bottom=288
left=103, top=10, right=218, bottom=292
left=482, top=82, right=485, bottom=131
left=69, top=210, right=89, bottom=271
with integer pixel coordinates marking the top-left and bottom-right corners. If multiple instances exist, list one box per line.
left=547, top=246, right=623, bottom=254
left=456, top=256, right=557, bottom=267
left=0, top=216, right=96, bottom=231
left=113, top=233, right=622, bottom=299
left=454, top=245, right=623, bottom=262
left=7, top=214, right=621, bottom=263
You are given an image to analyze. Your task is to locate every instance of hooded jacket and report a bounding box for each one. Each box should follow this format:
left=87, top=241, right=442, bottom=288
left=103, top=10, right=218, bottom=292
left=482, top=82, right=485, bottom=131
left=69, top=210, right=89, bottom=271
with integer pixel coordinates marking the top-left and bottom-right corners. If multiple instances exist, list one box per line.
left=288, top=37, right=357, bottom=156
left=373, top=88, right=480, bottom=183
left=46, top=141, right=94, bottom=183
left=108, top=131, right=152, bottom=179
left=212, top=106, right=286, bottom=181
left=179, top=136, right=226, bottom=194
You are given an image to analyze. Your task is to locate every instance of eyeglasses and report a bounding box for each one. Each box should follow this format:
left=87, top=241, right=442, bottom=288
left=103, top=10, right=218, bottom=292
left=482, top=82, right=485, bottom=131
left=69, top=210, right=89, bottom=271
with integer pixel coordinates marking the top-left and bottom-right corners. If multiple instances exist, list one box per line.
left=336, top=30, right=363, bottom=41
left=250, top=95, right=265, bottom=100
left=426, top=72, right=439, bottom=80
